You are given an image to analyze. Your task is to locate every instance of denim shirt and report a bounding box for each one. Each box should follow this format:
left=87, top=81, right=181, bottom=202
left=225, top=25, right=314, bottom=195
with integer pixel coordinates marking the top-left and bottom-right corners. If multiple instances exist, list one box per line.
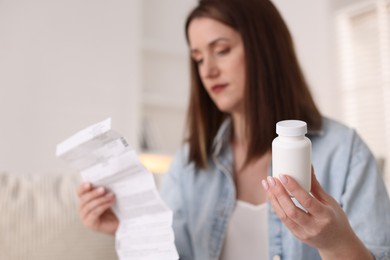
left=160, top=117, right=390, bottom=260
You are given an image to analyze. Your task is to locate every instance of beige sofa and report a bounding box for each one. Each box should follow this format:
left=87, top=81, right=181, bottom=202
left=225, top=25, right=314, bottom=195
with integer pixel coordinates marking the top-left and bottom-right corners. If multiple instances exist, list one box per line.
left=0, top=172, right=117, bottom=260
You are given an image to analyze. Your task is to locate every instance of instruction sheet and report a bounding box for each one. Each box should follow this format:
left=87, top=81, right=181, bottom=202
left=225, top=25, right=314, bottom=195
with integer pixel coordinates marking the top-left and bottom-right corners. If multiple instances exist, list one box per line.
left=56, top=118, right=179, bottom=260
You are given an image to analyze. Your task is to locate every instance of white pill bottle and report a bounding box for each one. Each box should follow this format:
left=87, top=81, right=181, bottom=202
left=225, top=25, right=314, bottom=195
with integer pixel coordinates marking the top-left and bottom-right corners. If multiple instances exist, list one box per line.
left=272, top=120, right=312, bottom=193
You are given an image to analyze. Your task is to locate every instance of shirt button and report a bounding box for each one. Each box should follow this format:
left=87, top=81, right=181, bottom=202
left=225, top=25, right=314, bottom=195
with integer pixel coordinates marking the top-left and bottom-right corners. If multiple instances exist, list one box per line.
left=273, top=255, right=281, bottom=260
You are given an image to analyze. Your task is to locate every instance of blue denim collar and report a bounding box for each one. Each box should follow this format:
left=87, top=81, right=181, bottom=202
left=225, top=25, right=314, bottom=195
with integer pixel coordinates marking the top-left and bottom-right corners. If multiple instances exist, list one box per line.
left=212, top=117, right=324, bottom=157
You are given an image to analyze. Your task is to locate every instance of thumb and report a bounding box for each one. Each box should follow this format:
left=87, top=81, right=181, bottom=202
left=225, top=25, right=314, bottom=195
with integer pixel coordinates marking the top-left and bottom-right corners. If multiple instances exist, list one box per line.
left=310, top=167, right=331, bottom=204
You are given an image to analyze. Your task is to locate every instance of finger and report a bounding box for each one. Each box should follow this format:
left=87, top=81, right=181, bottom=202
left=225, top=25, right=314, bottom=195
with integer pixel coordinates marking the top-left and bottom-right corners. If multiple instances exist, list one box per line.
left=267, top=176, right=311, bottom=223
left=77, top=182, right=92, bottom=196
left=80, top=186, right=106, bottom=207
left=84, top=201, right=114, bottom=228
left=80, top=192, right=115, bottom=220
left=263, top=181, right=298, bottom=230
left=278, top=174, right=324, bottom=216
left=310, top=170, right=332, bottom=203
left=263, top=178, right=305, bottom=231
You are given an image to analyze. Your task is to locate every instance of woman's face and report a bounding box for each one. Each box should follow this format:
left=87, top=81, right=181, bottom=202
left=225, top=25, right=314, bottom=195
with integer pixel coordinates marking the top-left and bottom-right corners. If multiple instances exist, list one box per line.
left=188, top=17, right=246, bottom=114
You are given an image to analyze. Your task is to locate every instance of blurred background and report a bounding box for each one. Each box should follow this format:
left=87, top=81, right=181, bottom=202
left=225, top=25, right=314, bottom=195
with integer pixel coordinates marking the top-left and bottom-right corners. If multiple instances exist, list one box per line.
left=0, top=0, right=389, bottom=191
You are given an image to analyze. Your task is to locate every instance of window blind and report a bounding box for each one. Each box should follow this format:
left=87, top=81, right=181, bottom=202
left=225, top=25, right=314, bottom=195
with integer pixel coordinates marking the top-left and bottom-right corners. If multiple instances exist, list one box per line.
left=336, top=0, right=390, bottom=189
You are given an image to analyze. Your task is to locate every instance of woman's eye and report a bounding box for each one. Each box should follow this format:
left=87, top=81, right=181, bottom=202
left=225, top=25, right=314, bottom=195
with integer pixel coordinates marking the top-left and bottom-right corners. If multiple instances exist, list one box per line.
left=217, top=48, right=230, bottom=56
left=194, top=59, right=203, bottom=65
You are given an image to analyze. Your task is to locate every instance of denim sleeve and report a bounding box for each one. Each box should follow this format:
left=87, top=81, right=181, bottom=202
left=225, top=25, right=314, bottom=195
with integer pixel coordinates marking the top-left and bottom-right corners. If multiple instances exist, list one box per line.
left=342, top=131, right=390, bottom=259
left=159, top=148, right=194, bottom=260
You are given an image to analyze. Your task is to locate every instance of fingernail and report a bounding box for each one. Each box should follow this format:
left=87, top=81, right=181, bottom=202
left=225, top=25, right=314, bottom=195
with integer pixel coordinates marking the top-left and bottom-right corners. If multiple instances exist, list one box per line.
left=105, top=192, right=114, bottom=199
left=83, top=183, right=90, bottom=189
left=261, top=180, right=269, bottom=191
left=267, top=176, right=276, bottom=187
left=97, top=187, right=105, bottom=193
left=279, top=174, right=288, bottom=184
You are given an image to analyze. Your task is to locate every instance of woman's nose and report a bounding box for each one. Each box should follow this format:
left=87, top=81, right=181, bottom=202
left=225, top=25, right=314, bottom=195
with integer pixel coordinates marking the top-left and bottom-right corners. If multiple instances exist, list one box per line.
left=202, top=58, right=219, bottom=79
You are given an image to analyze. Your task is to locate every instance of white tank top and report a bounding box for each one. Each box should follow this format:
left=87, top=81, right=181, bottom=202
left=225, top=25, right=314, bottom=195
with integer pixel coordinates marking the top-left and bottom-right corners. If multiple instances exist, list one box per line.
left=220, top=200, right=268, bottom=260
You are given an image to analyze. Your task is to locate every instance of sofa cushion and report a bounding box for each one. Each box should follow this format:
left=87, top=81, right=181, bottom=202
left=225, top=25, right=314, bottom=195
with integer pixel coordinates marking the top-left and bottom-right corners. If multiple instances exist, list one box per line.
left=0, top=172, right=117, bottom=260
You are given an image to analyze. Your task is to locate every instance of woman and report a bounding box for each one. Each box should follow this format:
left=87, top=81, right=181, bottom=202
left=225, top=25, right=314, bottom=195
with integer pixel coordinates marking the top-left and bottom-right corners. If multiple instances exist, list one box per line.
left=78, top=0, right=390, bottom=259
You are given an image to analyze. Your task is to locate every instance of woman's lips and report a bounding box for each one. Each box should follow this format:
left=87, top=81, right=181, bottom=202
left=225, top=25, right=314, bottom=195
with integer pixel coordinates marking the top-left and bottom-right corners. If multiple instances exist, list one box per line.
left=211, top=84, right=228, bottom=94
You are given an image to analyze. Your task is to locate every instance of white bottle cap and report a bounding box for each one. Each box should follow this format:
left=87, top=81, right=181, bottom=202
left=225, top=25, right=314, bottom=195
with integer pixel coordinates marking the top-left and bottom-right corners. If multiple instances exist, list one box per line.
left=276, top=120, right=307, bottom=136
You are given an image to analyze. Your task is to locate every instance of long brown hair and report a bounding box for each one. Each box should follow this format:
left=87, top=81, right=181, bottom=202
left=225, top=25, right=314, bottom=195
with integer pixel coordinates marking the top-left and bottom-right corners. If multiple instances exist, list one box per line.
left=185, top=0, right=322, bottom=169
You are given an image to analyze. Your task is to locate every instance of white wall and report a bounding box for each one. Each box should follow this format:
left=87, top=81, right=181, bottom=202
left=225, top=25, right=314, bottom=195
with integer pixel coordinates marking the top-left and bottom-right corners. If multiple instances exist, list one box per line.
left=331, top=0, right=374, bottom=10
left=0, top=0, right=141, bottom=175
